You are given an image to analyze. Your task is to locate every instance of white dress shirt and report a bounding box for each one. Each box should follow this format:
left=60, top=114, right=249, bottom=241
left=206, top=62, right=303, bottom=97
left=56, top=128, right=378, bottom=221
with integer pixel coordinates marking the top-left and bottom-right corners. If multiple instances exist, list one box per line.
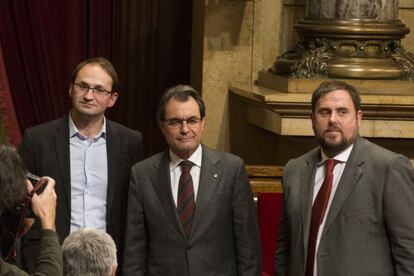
left=169, top=144, right=202, bottom=206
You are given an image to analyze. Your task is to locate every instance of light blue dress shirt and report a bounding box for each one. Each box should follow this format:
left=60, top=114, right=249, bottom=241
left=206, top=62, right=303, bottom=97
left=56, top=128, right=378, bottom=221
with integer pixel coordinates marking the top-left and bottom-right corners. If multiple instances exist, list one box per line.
left=69, top=116, right=108, bottom=233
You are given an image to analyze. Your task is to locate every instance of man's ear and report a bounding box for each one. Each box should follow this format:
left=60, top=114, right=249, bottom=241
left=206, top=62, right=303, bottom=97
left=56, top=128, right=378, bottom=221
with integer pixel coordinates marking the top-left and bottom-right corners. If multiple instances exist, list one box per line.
left=200, top=116, right=206, bottom=131
left=310, top=112, right=315, bottom=125
left=107, top=92, right=119, bottom=108
left=357, top=110, right=362, bottom=128
left=158, top=120, right=166, bottom=135
left=68, top=85, right=73, bottom=98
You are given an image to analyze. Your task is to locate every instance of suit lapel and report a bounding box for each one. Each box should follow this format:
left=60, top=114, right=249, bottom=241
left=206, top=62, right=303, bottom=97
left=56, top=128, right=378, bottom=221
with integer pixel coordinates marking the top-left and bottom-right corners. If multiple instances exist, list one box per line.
left=300, top=149, right=320, bottom=253
left=106, top=120, right=119, bottom=222
left=54, top=116, right=71, bottom=217
left=190, top=146, right=222, bottom=236
left=321, top=138, right=365, bottom=237
left=151, top=152, right=185, bottom=238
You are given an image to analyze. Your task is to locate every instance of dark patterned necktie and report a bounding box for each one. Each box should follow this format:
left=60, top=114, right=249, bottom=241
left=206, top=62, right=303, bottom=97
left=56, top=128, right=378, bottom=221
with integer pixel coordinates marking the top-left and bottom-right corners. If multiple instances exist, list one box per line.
left=305, top=158, right=338, bottom=276
left=177, top=160, right=195, bottom=237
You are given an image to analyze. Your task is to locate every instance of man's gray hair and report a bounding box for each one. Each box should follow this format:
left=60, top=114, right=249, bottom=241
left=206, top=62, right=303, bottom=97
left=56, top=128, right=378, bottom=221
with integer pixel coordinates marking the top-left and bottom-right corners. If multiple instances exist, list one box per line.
left=62, top=228, right=117, bottom=276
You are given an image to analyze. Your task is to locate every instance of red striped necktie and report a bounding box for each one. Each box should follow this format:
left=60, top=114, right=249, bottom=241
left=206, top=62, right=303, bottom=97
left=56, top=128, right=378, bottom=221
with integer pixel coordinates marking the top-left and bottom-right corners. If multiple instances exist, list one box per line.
left=177, top=160, right=195, bottom=237
left=305, top=158, right=338, bottom=276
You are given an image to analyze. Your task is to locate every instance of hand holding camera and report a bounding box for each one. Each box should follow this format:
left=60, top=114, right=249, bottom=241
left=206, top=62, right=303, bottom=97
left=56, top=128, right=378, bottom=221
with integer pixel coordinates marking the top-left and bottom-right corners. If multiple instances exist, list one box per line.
left=0, top=173, right=57, bottom=261
left=26, top=176, right=57, bottom=231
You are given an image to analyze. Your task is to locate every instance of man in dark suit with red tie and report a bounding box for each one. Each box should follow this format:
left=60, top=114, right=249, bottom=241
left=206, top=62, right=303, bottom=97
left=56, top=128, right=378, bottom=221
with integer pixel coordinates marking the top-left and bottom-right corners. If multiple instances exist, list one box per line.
left=123, top=84, right=261, bottom=275
left=274, top=81, right=414, bottom=275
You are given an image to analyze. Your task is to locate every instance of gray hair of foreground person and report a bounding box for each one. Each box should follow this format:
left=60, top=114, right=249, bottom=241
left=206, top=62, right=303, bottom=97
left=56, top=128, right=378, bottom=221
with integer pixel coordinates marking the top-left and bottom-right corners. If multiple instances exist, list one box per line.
left=62, top=228, right=117, bottom=276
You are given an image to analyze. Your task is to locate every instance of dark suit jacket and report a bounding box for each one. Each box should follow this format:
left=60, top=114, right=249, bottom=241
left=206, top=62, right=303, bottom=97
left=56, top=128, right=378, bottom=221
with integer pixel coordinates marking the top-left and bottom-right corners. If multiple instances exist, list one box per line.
left=274, top=137, right=414, bottom=276
left=123, top=145, right=261, bottom=276
left=18, top=115, right=143, bottom=273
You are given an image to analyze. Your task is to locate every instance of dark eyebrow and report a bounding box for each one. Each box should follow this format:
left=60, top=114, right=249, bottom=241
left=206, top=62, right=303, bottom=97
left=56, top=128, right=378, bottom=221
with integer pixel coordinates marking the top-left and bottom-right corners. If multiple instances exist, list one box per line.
left=78, top=81, right=105, bottom=89
left=166, top=116, right=199, bottom=120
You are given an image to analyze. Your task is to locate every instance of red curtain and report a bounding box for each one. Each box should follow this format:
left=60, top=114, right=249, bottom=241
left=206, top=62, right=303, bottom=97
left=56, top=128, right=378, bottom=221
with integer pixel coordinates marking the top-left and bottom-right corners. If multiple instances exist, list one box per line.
left=0, top=0, right=114, bottom=131
left=0, top=41, right=21, bottom=145
left=0, top=0, right=193, bottom=156
left=110, top=1, right=193, bottom=155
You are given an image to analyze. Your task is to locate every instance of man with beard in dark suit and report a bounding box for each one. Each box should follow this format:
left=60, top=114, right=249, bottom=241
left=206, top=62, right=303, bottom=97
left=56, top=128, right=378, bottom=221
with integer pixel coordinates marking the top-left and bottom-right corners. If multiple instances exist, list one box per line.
left=275, top=81, right=414, bottom=276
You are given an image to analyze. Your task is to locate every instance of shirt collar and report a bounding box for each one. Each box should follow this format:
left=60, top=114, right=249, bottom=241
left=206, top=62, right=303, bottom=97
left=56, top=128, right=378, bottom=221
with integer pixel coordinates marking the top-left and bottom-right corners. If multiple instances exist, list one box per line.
left=319, top=143, right=354, bottom=166
left=68, top=114, right=107, bottom=140
left=169, top=144, right=202, bottom=172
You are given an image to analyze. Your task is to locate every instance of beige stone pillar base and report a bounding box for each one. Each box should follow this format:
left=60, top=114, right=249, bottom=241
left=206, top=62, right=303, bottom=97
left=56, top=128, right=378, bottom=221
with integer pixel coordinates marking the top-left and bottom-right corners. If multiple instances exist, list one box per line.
left=257, top=70, right=414, bottom=95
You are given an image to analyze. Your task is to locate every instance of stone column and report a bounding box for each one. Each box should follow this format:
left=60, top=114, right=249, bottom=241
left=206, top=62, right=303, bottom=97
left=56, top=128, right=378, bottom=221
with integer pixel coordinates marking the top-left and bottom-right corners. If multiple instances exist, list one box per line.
left=307, top=0, right=397, bottom=20
left=272, top=0, right=414, bottom=79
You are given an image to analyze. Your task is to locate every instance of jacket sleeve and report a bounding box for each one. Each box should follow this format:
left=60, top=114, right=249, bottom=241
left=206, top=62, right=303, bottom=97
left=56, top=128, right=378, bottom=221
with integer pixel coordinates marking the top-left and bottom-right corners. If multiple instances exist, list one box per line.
left=0, top=230, right=62, bottom=276
left=274, top=162, right=291, bottom=276
left=383, top=155, right=414, bottom=275
left=232, top=158, right=262, bottom=276
left=123, top=168, right=148, bottom=276
left=32, top=230, right=62, bottom=276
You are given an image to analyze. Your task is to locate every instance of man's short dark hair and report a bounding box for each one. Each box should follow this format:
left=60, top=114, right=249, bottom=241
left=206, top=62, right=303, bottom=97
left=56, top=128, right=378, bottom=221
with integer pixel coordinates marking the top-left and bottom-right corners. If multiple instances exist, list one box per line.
left=156, top=85, right=206, bottom=122
left=0, top=145, right=27, bottom=214
left=70, top=57, right=119, bottom=92
left=311, top=81, right=361, bottom=113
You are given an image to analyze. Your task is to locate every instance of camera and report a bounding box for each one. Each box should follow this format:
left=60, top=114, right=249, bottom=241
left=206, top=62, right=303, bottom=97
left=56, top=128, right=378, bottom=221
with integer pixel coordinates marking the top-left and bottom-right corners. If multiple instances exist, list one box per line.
left=27, top=172, right=47, bottom=195
left=7, top=172, right=47, bottom=219
left=18, top=172, right=48, bottom=218
left=0, top=172, right=48, bottom=260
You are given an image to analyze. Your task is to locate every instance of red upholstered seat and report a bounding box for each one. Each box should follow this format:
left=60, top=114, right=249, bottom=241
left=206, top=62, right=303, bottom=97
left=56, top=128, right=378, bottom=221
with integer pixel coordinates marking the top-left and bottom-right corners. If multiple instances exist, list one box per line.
left=258, top=192, right=283, bottom=276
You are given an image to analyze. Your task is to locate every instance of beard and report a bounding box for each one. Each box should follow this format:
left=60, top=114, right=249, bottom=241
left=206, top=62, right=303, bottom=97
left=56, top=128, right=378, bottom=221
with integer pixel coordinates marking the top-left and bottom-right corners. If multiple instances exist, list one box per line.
left=315, top=125, right=358, bottom=157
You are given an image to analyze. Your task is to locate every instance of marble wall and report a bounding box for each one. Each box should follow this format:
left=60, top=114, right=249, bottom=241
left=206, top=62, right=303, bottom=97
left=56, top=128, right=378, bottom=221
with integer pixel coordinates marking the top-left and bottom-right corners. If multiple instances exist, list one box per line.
left=194, top=0, right=414, bottom=152
left=306, top=0, right=398, bottom=19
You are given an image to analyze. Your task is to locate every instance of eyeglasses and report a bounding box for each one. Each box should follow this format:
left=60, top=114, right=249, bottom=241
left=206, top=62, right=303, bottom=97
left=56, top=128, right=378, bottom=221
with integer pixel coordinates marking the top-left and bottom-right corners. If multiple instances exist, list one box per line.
left=164, top=117, right=202, bottom=128
left=74, top=82, right=113, bottom=96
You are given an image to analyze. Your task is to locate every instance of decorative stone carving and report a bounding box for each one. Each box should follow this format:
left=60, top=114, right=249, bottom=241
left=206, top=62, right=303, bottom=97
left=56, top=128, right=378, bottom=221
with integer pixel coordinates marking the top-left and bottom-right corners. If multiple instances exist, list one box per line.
left=272, top=0, right=414, bottom=79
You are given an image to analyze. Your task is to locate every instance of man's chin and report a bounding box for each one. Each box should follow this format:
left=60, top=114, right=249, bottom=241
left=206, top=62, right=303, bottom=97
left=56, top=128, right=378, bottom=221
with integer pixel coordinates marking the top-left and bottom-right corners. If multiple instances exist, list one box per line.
left=75, top=107, right=101, bottom=117
left=177, top=140, right=194, bottom=147
left=324, top=131, right=341, bottom=139
left=318, top=137, right=346, bottom=155
left=173, top=146, right=197, bottom=159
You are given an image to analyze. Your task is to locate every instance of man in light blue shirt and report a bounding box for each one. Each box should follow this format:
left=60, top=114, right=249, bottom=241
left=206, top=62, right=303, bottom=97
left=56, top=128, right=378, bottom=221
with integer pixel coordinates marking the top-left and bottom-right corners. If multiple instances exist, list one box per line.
left=18, top=57, right=143, bottom=274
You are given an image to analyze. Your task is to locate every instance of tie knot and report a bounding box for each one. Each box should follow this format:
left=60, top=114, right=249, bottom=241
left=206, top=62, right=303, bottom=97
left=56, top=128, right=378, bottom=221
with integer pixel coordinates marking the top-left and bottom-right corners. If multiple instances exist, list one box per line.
left=180, top=160, right=193, bottom=172
left=325, top=158, right=338, bottom=173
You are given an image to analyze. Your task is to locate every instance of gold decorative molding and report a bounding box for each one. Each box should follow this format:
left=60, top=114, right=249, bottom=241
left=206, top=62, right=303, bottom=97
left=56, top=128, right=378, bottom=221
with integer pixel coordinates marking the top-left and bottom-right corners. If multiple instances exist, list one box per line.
left=272, top=19, right=414, bottom=79
left=257, top=71, right=414, bottom=94
left=273, top=0, right=414, bottom=80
